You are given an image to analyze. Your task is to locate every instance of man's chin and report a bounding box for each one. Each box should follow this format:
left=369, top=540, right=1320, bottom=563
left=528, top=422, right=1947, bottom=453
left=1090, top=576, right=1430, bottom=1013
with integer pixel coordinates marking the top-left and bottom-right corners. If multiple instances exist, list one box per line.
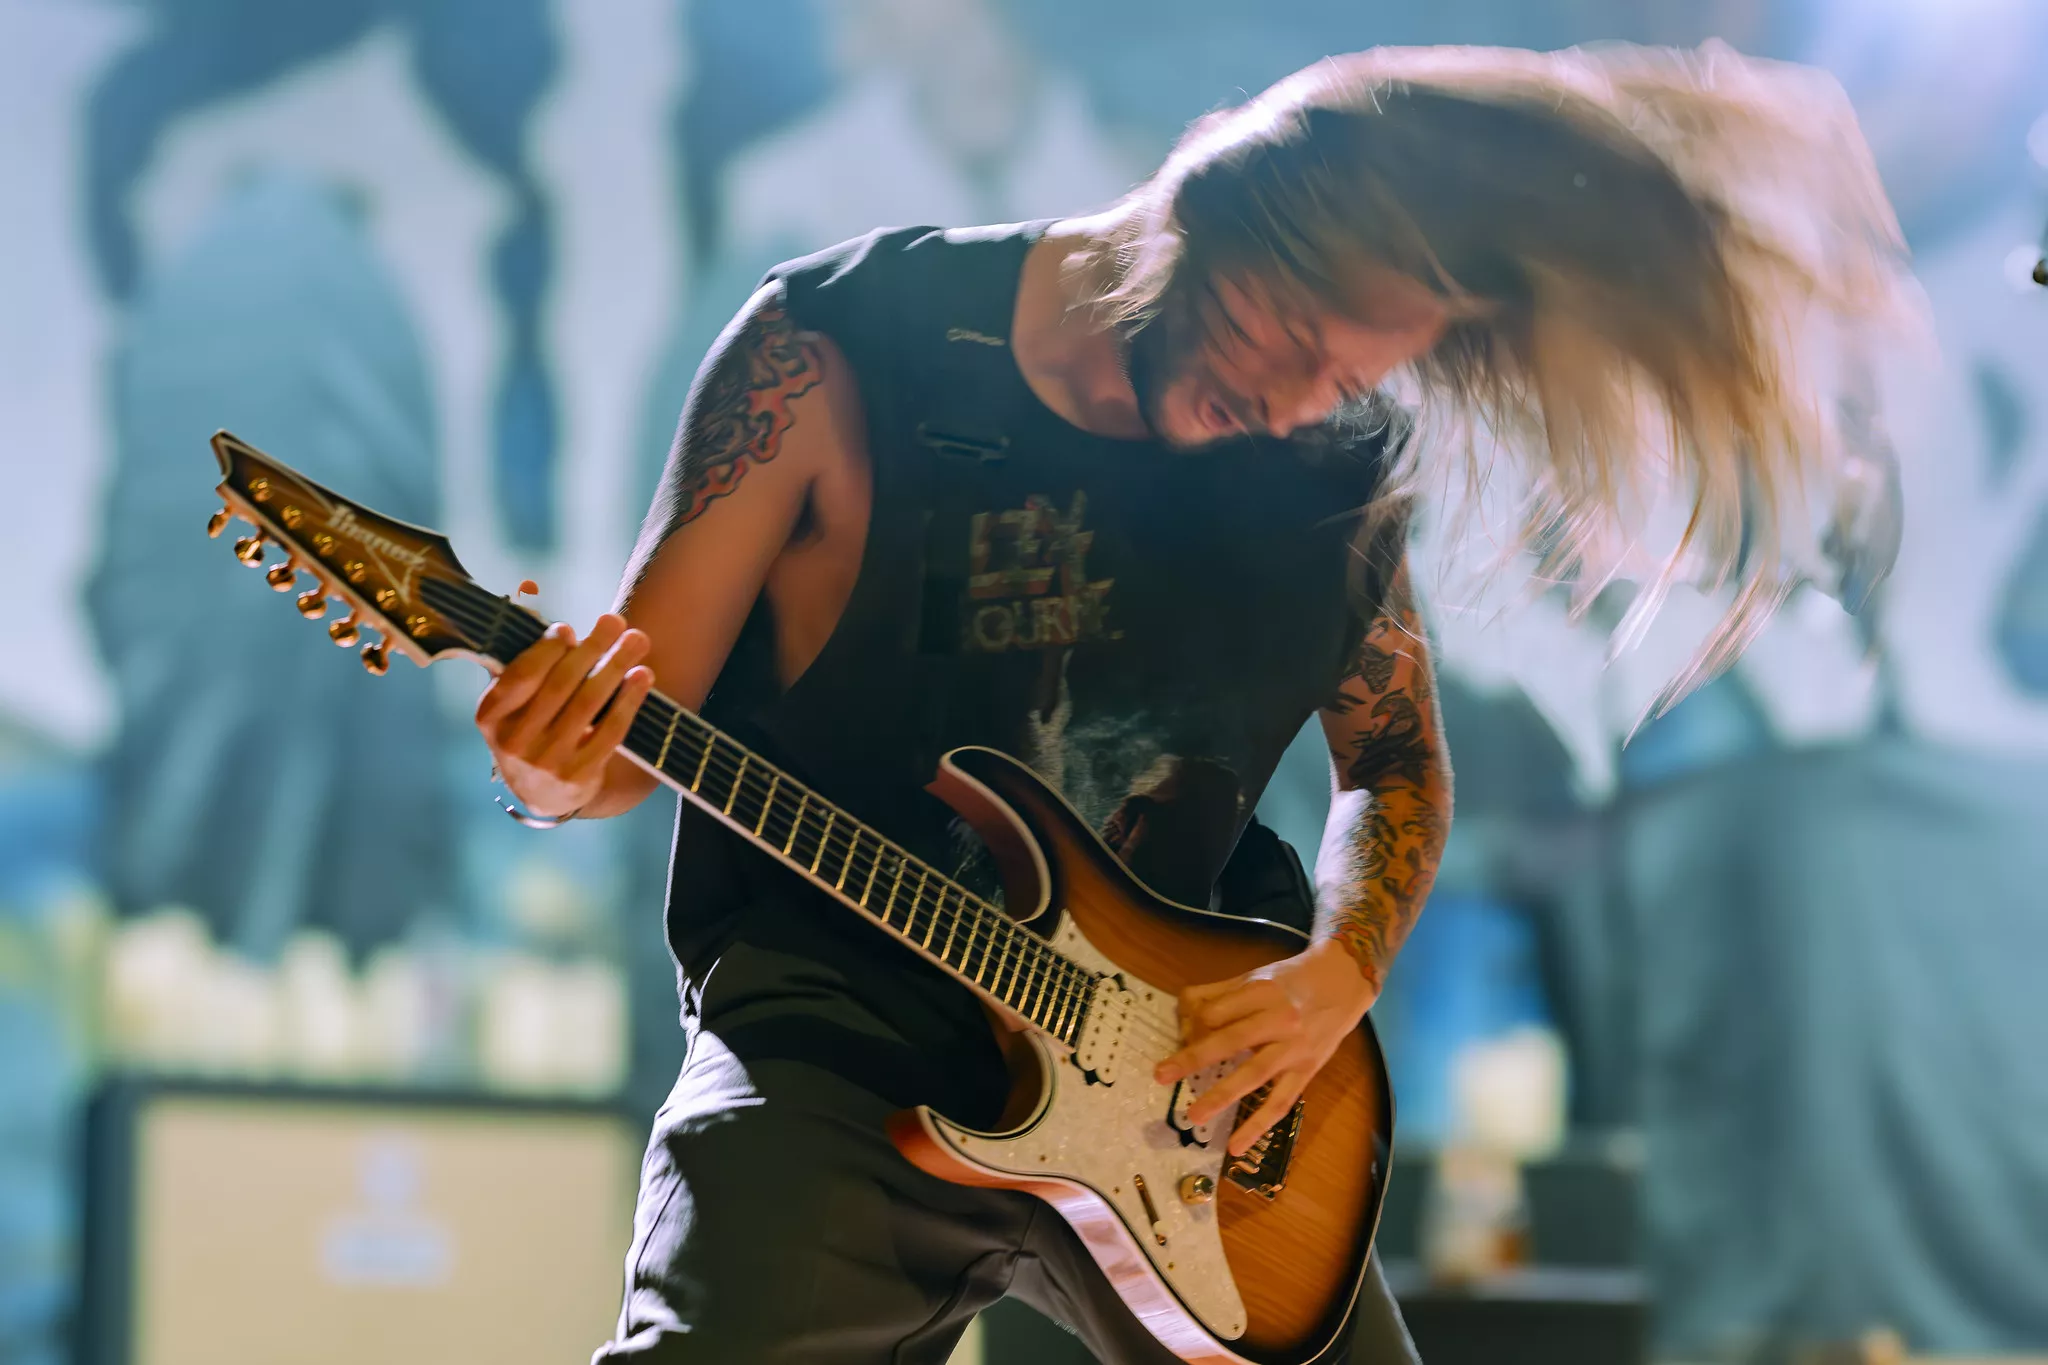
left=1131, top=370, right=1231, bottom=450
left=1152, top=418, right=1234, bottom=453
left=1135, top=397, right=1210, bottom=452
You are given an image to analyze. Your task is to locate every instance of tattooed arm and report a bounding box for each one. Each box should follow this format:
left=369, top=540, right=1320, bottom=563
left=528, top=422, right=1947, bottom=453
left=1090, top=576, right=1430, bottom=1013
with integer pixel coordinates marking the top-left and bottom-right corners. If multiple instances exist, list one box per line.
left=1312, top=556, right=1452, bottom=993
left=1156, top=552, right=1451, bottom=1155
left=619, top=281, right=831, bottom=605
left=476, top=281, right=855, bottom=821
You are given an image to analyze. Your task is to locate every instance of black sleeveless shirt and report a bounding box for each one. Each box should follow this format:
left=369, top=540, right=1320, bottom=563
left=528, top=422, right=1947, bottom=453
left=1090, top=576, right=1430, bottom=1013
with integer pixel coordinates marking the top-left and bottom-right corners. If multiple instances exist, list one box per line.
left=664, top=224, right=1400, bottom=1127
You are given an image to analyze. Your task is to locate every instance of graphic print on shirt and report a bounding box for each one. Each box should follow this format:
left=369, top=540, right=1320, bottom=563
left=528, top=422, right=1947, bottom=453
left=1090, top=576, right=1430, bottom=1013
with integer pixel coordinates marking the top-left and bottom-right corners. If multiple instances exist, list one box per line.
left=960, top=492, right=1122, bottom=654
left=932, top=491, right=1245, bottom=910
left=1021, top=686, right=1247, bottom=908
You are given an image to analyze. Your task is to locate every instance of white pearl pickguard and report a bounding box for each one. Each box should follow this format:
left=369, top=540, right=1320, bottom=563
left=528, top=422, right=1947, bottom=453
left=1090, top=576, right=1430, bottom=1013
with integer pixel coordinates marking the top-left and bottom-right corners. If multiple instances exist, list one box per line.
left=923, top=914, right=1250, bottom=1343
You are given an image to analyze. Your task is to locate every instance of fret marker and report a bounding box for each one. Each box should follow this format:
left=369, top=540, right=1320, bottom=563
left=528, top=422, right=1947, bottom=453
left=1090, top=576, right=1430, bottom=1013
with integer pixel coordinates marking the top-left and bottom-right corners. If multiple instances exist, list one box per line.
left=940, top=899, right=964, bottom=963
left=1023, top=954, right=1049, bottom=1019
left=834, top=831, right=856, bottom=891
left=986, top=923, right=1009, bottom=988
left=972, top=920, right=998, bottom=986
left=782, top=793, right=809, bottom=856
left=811, top=812, right=836, bottom=875
left=858, top=842, right=882, bottom=906
left=881, top=858, right=905, bottom=924
left=902, top=869, right=930, bottom=933
left=654, top=708, right=682, bottom=774
left=958, top=909, right=982, bottom=980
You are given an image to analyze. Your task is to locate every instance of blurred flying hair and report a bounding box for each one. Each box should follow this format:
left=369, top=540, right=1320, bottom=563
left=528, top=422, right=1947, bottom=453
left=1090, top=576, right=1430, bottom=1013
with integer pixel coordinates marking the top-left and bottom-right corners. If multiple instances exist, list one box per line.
left=1087, top=42, right=1918, bottom=716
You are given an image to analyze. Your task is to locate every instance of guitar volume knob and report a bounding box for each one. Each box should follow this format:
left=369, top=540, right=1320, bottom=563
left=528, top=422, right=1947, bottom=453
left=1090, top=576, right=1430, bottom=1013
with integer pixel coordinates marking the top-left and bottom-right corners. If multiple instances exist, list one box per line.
left=1178, top=1174, right=1215, bottom=1206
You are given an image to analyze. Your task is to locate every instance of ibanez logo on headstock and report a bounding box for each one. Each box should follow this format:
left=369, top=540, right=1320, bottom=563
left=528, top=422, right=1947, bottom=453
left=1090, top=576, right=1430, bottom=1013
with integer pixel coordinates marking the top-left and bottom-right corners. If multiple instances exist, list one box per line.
left=323, top=504, right=433, bottom=600
left=205, top=430, right=517, bottom=675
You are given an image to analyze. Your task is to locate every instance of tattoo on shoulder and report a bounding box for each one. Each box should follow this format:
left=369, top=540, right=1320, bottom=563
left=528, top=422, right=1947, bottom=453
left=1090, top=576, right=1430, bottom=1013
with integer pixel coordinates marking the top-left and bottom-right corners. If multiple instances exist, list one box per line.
left=670, top=302, right=824, bottom=526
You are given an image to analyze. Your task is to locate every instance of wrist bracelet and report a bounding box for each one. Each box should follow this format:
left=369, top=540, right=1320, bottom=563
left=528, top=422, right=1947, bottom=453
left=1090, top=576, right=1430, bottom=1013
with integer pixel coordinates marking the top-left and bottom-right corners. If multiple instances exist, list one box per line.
left=494, top=793, right=582, bottom=830
left=490, top=765, right=581, bottom=830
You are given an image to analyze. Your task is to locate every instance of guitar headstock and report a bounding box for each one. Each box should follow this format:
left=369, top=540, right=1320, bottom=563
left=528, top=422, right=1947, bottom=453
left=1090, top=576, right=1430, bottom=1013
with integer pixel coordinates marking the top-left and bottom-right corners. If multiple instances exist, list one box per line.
left=207, top=430, right=536, bottom=674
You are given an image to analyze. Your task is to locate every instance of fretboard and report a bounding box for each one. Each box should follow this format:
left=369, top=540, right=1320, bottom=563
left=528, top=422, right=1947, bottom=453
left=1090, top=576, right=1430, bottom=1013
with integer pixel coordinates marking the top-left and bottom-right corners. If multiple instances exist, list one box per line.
left=422, top=577, right=1098, bottom=1046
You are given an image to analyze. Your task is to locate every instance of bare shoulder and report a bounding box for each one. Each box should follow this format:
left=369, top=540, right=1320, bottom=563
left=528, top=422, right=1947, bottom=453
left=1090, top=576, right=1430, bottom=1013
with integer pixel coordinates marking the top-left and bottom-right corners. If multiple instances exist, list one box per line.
left=614, top=283, right=869, bottom=708
left=663, top=280, right=864, bottom=529
left=622, top=284, right=865, bottom=588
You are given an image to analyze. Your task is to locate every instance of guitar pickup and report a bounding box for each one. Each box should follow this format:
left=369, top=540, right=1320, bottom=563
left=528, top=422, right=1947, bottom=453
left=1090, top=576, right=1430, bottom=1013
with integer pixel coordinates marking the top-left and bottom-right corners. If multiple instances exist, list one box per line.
left=1073, top=977, right=1133, bottom=1085
left=1165, top=1061, right=1233, bottom=1147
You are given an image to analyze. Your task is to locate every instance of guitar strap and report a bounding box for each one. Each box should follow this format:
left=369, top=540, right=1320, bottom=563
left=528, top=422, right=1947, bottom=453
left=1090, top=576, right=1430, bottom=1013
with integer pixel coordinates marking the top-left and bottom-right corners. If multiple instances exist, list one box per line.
left=904, top=229, right=1038, bottom=772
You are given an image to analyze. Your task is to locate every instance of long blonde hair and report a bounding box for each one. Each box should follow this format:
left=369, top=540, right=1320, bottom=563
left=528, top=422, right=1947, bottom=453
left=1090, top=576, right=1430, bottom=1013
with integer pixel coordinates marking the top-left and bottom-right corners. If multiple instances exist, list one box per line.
left=1089, top=42, right=1917, bottom=713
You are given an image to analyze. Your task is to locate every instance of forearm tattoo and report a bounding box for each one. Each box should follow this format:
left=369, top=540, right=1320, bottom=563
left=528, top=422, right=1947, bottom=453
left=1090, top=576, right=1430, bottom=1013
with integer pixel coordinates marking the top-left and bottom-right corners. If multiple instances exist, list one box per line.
left=1317, top=565, right=1451, bottom=991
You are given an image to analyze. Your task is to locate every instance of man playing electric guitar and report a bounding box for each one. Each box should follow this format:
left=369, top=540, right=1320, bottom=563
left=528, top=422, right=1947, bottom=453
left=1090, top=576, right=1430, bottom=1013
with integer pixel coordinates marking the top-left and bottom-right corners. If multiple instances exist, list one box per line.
left=473, top=46, right=1909, bottom=1364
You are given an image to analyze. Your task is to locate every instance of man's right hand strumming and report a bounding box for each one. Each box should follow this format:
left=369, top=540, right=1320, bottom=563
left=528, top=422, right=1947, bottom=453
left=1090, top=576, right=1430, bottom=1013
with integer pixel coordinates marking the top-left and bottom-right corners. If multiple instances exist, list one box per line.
left=474, top=612, right=656, bottom=822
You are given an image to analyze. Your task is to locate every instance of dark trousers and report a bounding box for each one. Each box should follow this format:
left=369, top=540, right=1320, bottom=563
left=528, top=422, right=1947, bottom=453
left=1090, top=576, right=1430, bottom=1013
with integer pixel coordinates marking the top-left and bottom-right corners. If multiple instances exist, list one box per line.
left=593, top=1029, right=1420, bottom=1364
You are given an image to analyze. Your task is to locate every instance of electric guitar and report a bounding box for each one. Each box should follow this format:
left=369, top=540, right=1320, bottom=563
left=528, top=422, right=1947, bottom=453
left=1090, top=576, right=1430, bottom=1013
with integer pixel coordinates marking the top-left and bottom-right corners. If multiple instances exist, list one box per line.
left=204, top=430, right=1394, bottom=1365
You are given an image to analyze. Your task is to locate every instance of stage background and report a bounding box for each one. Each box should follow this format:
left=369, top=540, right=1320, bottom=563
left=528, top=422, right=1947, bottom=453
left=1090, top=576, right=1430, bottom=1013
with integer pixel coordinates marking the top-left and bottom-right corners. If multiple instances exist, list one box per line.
left=3, top=0, right=2046, bottom=1360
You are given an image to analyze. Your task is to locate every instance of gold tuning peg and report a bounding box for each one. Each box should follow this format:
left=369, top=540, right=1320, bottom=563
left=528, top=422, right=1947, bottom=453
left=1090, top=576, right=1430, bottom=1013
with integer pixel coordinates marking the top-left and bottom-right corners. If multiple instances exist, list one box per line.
left=328, top=613, right=360, bottom=648
left=233, top=532, right=267, bottom=565
left=360, top=639, right=391, bottom=676
left=295, top=589, right=328, bottom=620
left=265, top=560, right=298, bottom=591
left=207, top=507, right=232, bottom=538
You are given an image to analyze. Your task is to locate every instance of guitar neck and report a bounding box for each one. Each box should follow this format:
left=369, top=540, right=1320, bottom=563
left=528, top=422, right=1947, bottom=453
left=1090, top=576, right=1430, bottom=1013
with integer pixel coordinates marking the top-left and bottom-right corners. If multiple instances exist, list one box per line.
left=421, top=578, right=1097, bottom=1048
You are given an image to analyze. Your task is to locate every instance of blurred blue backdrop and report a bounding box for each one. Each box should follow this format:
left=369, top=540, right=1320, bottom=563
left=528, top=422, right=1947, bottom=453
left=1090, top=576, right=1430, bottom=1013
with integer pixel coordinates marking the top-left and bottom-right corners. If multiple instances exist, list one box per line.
left=4, top=1, right=2047, bottom=1360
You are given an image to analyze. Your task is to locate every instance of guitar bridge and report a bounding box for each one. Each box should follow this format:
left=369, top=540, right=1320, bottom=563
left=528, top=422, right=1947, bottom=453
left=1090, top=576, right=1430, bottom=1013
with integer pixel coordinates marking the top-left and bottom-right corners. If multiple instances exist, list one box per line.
left=1226, top=1096, right=1305, bottom=1200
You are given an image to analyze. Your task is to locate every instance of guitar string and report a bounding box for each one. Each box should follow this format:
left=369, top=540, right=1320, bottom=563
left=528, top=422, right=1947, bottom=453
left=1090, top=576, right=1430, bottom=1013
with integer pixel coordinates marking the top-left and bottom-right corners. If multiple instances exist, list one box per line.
left=432, top=585, right=1199, bottom=1066
left=484, top=612, right=1194, bottom=1065
left=427, top=582, right=1203, bottom=1062
left=636, top=713, right=1302, bottom=1074
left=644, top=674, right=1274, bottom=1104
left=623, top=700, right=1273, bottom=1114
left=430, top=588, right=1278, bottom=1117
left=607, top=693, right=1218, bottom=1061
left=618, top=712, right=1295, bottom=1114
left=623, top=708, right=1127, bottom=1048
left=431, top=583, right=1112, bottom=1045
left=617, top=707, right=1222, bottom=1069
left=423, top=586, right=1080, bottom=1023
